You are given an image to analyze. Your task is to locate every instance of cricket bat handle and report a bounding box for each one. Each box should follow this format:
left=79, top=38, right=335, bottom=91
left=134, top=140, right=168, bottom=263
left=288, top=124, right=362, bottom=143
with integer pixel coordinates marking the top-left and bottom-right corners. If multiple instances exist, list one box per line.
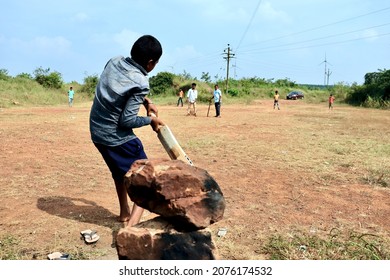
left=149, top=112, right=193, bottom=166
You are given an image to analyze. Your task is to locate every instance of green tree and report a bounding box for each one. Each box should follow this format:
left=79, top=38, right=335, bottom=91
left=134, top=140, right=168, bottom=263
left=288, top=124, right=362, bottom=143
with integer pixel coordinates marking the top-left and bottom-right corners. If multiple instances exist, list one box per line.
left=16, top=73, right=33, bottom=80
left=347, top=69, right=390, bottom=108
left=201, top=72, right=211, bottom=83
left=149, top=72, right=174, bottom=95
left=179, top=70, right=193, bottom=80
left=33, top=67, right=63, bottom=89
left=275, top=78, right=296, bottom=87
left=80, top=74, right=99, bottom=96
left=0, top=69, right=11, bottom=80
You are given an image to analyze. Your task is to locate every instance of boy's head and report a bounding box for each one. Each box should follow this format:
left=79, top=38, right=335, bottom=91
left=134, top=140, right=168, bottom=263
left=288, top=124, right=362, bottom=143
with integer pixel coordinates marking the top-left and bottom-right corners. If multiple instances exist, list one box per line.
left=191, top=83, right=196, bottom=89
left=131, top=35, right=162, bottom=72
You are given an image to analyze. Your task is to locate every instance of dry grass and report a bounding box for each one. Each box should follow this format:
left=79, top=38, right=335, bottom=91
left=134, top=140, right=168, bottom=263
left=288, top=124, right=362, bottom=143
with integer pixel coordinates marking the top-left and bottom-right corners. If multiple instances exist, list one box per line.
left=0, top=100, right=389, bottom=260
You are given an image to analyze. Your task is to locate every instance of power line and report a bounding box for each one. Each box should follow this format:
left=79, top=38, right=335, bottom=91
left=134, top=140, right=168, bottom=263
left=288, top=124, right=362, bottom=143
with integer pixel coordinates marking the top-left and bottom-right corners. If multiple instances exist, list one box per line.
left=235, top=0, right=262, bottom=51
left=238, top=22, right=390, bottom=55
left=238, top=32, right=390, bottom=55
left=239, top=6, right=390, bottom=49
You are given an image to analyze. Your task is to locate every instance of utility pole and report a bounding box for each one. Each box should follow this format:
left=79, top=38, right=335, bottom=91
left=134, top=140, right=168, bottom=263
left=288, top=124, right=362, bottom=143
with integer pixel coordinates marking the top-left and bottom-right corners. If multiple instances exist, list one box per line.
left=326, top=68, right=332, bottom=86
left=320, top=54, right=331, bottom=87
left=324, top=62, right=327, bottom=86
left=223, top=44, right=235, bottom=95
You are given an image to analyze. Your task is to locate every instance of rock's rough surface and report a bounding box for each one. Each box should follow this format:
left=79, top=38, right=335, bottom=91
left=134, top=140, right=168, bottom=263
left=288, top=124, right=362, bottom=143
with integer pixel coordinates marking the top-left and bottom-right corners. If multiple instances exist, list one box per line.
left=124, top=159, right=225, bottom=231
left=116, top=217, right=218, bottom=260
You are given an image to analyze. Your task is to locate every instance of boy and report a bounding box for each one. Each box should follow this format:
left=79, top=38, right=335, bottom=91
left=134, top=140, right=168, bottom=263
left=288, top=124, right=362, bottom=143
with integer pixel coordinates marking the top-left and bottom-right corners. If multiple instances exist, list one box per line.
left=89, top=35, right=164, bottom=226
left=177, top=88, right=184, bottom=107
left=273, top=90, right=280, bottom=110
left=186, top=83, right=198, bottom=116
left=68, top=86, right=75, bottom=107
left=212, top=84, right=222, bottom=117
left=329, top=94, right=335, bottom=110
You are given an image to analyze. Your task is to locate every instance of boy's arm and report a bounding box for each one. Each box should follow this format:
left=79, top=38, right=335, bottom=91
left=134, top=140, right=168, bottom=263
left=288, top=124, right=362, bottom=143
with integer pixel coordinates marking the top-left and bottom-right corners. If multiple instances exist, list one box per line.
left=119, top=91, right=153, bottom=129
left=143, top=97, right=158, bottom=117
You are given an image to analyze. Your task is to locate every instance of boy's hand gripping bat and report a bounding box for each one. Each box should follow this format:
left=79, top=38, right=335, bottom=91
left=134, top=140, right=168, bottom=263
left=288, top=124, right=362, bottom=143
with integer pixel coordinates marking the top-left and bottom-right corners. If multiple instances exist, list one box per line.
left=149, top=113, right=193, bottom=166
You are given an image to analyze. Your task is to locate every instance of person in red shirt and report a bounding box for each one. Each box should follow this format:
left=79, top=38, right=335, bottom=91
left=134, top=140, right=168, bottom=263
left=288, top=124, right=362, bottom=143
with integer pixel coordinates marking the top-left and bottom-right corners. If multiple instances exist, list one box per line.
left=329, top=94, right=335, bottom=110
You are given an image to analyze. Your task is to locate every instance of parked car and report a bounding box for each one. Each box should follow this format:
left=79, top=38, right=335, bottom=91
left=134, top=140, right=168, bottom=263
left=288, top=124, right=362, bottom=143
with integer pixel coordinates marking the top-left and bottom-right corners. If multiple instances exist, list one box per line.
left=286, top=91, right=304, bottom=100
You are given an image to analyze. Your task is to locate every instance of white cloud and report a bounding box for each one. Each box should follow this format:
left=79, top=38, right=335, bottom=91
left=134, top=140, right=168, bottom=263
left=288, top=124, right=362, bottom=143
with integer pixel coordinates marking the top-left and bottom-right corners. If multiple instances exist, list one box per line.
left=113, top=30, right=142, bottom=52
left=361, top=29, right=379, bottom=42
left=3, top=36, right=72, bottom=56
left=259, top=1, right=290, bottom=23
left=30, top=36, right=72, bottom=54
left=186, top=0, right=289, bottom=23
left=72, top=12, right=89, bottom=22
left=160, top=44, right=203, bottom=73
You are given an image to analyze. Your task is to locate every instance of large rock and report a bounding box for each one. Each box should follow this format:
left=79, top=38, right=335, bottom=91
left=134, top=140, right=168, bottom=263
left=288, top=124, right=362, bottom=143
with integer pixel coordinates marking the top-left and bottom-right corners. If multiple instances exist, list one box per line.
left=116, top=217, right=218, bottom=260
left=124, top=159, right=225, bottom=231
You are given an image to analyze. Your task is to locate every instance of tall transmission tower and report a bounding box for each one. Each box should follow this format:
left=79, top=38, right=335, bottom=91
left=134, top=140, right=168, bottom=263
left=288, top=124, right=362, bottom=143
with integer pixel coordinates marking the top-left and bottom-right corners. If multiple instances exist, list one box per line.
left=223, top=44, right=235, bottom=94
left=326, top=68, right=332, bottom=86
left=319, top=54, right=332, bottom=86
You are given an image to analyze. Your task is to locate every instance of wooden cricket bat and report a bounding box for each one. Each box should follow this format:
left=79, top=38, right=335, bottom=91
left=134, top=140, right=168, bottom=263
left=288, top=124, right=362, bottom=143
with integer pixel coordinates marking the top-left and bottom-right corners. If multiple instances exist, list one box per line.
left=207, top=100, right=211, bottom=117
left=157, top=125, right=193, bottom=166
left=149, top=112, right=193, bottom=165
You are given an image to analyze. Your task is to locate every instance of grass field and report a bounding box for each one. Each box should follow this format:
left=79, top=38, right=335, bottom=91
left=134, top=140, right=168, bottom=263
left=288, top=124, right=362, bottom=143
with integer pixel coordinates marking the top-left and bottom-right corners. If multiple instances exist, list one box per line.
left=0, top=99, right=389, bottom=260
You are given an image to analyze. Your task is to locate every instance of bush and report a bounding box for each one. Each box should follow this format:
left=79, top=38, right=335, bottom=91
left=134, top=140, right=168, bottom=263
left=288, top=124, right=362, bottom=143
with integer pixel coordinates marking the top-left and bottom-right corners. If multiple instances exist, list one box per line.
left=15, top=73, right=33, bottom=80
left=228, top=88, right=239, bottom=97
left=33, top=67, right=63, bottom=89
left=80, top=74, right=98, bottom=96
left=0, top=69, right=11, bottom=81
left=149, top=72, right=174, bottom=95
left=346, top=69, right=390, bottom=108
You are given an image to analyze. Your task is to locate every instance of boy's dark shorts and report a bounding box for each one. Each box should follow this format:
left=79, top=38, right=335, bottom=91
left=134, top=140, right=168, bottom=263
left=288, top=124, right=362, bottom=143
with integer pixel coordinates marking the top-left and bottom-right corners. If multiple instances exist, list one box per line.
left=94, top=138, right=147, bottom=182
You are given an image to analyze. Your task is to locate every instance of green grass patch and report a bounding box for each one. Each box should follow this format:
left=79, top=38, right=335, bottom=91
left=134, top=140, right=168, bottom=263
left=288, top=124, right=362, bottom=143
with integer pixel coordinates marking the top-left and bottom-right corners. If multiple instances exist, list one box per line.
left=262, top=229, right=390, bottom=260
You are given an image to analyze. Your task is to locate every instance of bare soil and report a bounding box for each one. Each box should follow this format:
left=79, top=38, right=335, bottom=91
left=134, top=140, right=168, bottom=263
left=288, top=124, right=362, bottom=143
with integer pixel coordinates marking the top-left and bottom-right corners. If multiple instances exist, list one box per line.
left=0, top=101, right=389, bottom=260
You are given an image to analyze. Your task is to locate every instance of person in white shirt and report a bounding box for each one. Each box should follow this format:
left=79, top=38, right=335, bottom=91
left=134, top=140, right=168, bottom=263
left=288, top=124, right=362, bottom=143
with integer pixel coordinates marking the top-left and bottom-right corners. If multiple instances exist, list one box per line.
left=186, top=83, right=198, bottom=116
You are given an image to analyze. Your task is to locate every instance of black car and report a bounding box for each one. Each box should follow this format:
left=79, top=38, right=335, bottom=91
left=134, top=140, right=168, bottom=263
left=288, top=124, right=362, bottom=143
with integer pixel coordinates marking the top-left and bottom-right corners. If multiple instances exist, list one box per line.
left=286, top=91, right=304, bottom=100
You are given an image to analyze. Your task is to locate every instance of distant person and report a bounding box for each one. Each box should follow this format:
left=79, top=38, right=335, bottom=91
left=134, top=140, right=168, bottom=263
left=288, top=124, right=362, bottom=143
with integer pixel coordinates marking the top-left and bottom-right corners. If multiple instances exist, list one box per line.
left=177, top=88, right=184, bottom=107
left=187, top=83, right=198, bottom=116
left=273, top=90, right=280, bottom=110
left=211, top=84, right=222, bottom=117
left=68, top=86, right=75, bottom=107
left=329, top=94, right=335, bottom=110
left=89, top=35, right=164, bottom=226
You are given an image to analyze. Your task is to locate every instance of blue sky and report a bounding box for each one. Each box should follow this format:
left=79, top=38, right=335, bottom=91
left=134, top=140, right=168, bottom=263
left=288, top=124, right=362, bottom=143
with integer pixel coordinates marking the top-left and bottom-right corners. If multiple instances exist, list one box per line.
left=1, top=0, right=389, bottom=85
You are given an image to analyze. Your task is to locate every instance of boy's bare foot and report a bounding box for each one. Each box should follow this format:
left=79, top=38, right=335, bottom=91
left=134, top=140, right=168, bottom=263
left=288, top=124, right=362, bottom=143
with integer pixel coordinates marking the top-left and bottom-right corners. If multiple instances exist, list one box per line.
left=124, top=205, right=144, bottom=228
left=118, top=215, right=130, bottom=223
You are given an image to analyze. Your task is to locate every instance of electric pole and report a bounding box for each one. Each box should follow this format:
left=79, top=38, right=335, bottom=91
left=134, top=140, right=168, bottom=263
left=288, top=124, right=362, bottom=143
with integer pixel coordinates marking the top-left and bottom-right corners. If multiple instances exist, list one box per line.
left=319, top=54, right=331, bottom=87
left=223, top=44, right=235, bottom=95
left=326, top=68, right=332, bottom=86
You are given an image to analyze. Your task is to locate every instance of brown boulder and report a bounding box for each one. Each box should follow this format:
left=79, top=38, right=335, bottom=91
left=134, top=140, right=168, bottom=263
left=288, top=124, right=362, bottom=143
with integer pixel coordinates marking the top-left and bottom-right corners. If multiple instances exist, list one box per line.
left=116, top=217, right=218, bottom=260
left=124, top=159, right=225, bottom=231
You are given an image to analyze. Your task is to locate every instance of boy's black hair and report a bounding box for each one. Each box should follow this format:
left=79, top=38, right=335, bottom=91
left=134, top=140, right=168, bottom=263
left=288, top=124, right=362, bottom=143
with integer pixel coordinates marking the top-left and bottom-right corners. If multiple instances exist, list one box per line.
left=131, top=35, right=162, bottom=68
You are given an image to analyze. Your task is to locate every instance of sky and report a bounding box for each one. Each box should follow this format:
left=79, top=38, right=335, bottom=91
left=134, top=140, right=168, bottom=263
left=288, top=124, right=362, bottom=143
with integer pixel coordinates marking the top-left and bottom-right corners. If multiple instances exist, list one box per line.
left=1, top=0, right=389, bottom=85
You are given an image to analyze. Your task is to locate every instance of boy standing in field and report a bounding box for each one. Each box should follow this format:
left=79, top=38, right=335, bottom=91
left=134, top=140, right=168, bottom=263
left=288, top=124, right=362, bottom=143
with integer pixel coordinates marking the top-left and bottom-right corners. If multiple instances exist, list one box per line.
left=187, top=83, right=198, bottom=116
left=89, top=35, right=164, bottom=226
left=177, top=88, right=184, bottom=107
left=212, top=84, right=222, bottom=117
left=274, top=90, right=280, bottom=110
left=68, top=86, right=75, bottom=107
left=329, top=94, right=335, bottom=110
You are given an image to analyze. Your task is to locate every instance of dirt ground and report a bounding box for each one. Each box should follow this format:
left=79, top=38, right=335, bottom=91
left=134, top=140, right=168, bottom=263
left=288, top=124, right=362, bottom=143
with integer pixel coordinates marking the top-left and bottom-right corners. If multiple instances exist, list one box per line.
left=0, top=100, right=389, bottom=260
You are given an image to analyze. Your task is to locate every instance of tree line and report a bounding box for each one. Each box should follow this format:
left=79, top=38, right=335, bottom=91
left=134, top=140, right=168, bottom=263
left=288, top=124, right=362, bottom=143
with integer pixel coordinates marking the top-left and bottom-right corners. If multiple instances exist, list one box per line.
left=1, top=67, right=389, bottom=109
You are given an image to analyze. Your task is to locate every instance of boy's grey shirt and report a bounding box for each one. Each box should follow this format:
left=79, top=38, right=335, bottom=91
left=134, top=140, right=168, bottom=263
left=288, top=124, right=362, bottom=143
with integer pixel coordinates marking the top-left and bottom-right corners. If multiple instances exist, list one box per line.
left=89, top=56, right=152, bottom=146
